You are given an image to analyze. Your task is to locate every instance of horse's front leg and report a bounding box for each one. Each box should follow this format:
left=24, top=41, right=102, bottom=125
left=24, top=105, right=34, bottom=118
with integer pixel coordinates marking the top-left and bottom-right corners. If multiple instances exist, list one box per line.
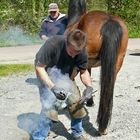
left=86, top=58, right=101, bottom=106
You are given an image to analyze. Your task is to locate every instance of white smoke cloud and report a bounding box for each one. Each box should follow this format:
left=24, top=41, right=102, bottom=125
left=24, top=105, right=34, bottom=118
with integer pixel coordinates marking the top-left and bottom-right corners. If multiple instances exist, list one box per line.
left=47, top=67, right=75, bottom=94
left=18, top=67, right=76, bottom=136
left=47, top=67, right=77, bottom=110
left=0, top=26, right=42, bottom=47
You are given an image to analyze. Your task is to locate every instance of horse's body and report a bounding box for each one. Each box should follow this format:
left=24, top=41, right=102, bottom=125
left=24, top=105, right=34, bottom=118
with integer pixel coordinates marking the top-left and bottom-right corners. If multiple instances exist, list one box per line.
left=66, top=0, right=128, bottom=135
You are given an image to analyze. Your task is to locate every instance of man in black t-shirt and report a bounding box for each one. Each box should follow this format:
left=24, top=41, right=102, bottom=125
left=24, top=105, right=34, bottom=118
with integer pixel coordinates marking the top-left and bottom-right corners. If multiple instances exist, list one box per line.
left=32, top=29, right=94, bottom=140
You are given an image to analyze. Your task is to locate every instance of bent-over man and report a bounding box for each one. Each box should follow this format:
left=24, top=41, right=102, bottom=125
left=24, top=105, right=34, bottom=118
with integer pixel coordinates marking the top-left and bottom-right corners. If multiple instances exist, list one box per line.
left=32, top=29, right=94, bottom=140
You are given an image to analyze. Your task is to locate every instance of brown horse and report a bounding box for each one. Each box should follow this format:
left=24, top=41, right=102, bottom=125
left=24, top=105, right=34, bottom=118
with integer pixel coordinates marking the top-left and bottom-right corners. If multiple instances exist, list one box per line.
left=66, top=0, right=128, bottom=135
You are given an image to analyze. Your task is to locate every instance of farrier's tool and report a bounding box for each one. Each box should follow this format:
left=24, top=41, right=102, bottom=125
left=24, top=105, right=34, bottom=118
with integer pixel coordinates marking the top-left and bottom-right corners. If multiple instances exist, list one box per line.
left=79, top=90, right=98, bottom=105
left=70, top=90, right=98, bottom=114
left=55, top=89, right=97, bottom=111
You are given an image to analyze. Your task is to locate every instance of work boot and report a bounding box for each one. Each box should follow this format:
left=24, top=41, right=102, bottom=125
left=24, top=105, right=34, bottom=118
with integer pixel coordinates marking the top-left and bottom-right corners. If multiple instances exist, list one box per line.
left=74, top=135, right=87, bottom=140
left=86, top=97, right=94, bottom=107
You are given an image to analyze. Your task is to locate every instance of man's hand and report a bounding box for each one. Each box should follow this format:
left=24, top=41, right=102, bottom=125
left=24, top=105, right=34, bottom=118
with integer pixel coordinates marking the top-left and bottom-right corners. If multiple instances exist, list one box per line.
left=51, top=86, right=66, bottom=100
left=79, top=86, right=94, bottom=104
left=41, top=35, right=49, bottom=41
left=83, top=86, right=93, bottom=99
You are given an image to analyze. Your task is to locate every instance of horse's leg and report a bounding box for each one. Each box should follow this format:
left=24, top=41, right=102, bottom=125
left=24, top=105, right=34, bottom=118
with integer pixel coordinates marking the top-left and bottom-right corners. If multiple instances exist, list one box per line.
left=116, top=51, right=127, bottom=74
left=86, top=67, right=94, bottom=107
left=86, top=58, right=101, bottom=107
left=88, top=67, right=91, bottom=75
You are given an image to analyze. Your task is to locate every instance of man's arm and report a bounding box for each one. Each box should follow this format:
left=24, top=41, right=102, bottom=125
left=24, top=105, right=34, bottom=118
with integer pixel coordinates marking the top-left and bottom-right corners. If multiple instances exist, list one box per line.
left=79, top=69, right=95, bottom=104
left=39, top=21, right=49, bottom=41
left=80, top=69, right=92, bottom=87
left=35, top=63, right=54, bottom=89
left=35, top=63, right=66, bottom=100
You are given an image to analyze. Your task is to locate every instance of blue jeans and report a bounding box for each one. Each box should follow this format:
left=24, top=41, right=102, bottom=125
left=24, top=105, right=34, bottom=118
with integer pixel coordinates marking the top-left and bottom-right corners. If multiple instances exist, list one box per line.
left=71, top=118, right=83, bottom=138
left=32, top=116, right=83, bottom=140
left=32, top=114, right=52, bottom=140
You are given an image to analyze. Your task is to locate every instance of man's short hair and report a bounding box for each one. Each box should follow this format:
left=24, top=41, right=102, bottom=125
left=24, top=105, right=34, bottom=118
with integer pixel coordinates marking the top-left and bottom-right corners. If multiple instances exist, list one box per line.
left=48, top=3, right=59, bottom=12
left=66, top=29, right=87, bottom=51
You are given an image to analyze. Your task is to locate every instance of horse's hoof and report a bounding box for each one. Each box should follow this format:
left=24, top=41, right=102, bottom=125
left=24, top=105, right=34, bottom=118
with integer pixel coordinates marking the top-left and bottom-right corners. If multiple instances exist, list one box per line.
left=86, top=97, right=94, bottom=107
left=98, top=129, right=108, bottom=136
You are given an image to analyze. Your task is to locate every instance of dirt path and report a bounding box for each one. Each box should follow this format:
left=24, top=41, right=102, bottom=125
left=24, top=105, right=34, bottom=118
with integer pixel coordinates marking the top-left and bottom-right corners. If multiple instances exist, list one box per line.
left=0, top=38, right=139, bottom=64
left=0, top=44, right=40, bottom=64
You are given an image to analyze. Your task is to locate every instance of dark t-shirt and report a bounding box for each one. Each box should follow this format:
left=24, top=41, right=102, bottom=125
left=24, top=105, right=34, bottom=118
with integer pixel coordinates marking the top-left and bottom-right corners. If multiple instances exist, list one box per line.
left=35, top=35, right=88, bottom=76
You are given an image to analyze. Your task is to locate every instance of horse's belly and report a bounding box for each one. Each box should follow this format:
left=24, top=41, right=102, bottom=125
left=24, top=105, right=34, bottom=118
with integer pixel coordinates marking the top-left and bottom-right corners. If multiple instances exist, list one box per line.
left=88, top=57, right=101, bottom=67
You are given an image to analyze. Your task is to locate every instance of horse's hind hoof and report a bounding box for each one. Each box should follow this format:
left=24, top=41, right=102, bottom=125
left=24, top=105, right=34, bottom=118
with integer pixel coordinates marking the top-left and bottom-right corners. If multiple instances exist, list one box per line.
left=86, top=97, right=94, bottom=107
left=98, top=128, right=108, bottom=136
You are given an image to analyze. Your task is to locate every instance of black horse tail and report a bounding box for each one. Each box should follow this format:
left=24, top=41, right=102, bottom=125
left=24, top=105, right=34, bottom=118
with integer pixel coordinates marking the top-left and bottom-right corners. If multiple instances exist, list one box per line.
left=97, top=18, right=123, bottom=132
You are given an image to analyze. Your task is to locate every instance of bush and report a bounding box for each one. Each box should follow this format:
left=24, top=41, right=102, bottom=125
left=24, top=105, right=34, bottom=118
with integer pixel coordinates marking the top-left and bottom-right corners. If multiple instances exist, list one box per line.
left=0, top=0, right=140, bottom=39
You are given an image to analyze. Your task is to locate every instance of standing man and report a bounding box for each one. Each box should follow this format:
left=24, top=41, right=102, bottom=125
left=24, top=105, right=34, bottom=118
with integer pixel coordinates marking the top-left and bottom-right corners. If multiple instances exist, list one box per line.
left=39, top=3, right=68, bottom=41
left=32, top=29, right=94, bottom=140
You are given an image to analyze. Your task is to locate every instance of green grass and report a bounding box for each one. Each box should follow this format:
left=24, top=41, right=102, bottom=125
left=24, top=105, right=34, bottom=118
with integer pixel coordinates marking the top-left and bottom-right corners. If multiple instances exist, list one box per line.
left=0, top=64, right=34, bottom=77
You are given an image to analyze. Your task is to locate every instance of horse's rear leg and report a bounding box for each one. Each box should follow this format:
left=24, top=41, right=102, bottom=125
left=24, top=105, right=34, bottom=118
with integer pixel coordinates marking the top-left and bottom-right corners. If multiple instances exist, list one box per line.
left=116, top=52, right=126, bottom=74
left=86, top=67, right=94, bottom=106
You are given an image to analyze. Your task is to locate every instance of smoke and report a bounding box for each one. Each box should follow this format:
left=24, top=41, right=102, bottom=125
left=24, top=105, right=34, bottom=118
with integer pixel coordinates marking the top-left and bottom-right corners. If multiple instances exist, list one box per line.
left=40, top=67, right=76, bottom=111
left=37, top=67, right=76, bottom=112
left=0, top=26, right=42, bottom=47
left=47, top=67, right=77, bottom=110
left=47, top=67, right=75, bottom=94
left=18, top=67, right=76, bottom=136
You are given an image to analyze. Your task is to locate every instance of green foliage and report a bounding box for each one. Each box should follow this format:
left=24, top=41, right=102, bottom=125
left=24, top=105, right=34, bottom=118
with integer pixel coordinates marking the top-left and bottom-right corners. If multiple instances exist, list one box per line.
left=87, top=0, right=107, bottom=11
left=0, top=0, right=43, bottom=34
left=0, top=0, right=140, bottom=39
left=0, top=64, right=34, bottom=77
left=127, top=23, right=140, bottom=38
left=106, top=0, right=140, bottom=37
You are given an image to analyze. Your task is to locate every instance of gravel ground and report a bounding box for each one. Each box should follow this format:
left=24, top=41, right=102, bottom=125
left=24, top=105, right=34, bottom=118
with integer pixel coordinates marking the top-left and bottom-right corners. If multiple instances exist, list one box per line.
left=0, top=50, right=140, bottom=140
